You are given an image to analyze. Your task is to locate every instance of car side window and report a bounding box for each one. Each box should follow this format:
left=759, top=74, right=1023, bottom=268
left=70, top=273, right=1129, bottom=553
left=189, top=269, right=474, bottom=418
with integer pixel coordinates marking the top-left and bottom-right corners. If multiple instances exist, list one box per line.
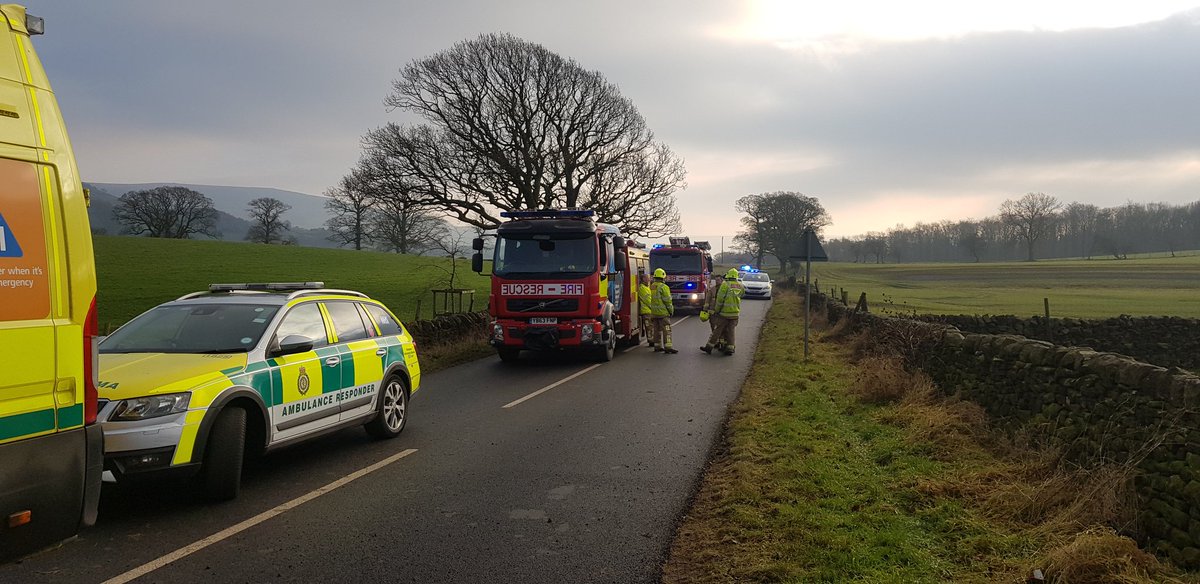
left=325, top=301, right=369, bottom=343
left=363, top=303, right=402, bottom=336
left=273, top=303, right=328, bottom=348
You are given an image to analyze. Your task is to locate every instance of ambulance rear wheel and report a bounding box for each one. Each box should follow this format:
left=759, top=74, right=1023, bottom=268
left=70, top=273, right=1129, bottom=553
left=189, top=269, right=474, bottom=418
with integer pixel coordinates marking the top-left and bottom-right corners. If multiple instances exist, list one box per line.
left=498, top=347, right=520, bottom=363
left=200, top=406, right=247, bottom=501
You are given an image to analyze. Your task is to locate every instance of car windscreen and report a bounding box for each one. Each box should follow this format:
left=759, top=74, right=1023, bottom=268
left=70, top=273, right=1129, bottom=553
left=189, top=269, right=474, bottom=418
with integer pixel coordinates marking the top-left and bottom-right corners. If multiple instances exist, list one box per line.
left=100, top=303, right=281, bottom=354
left=493, top=234, right=596, bottom=278
left=743, top=273, right=770, bottom=282
left=650, top=252, right=704, bottom=275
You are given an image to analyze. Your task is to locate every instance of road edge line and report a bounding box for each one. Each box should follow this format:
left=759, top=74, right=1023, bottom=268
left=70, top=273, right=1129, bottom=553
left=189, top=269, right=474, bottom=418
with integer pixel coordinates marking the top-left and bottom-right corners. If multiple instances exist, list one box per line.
left=101, top=448, right=418, bottom=584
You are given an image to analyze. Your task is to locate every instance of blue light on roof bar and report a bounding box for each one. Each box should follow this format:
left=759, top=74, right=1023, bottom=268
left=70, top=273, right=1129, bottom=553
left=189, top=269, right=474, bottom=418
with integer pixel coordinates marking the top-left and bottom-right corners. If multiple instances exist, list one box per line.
left=653, top=244, right=665, bottom=248
left=500, top=209, right=595, bottom=219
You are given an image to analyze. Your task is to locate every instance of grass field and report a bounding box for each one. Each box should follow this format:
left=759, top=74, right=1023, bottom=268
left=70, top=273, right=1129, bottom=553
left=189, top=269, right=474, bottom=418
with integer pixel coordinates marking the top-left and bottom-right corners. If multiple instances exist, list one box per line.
left=807, top=254, right=1200, bottom=319
left=94, top=236, right=492, bottom=331
left=664, top=292, right=1188, bottom=583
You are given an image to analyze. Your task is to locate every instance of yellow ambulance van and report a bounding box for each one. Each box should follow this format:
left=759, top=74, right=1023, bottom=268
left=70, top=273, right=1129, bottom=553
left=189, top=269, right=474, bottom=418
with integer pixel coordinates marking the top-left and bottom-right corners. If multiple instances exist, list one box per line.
left=0, top=5, right=103, bottom=560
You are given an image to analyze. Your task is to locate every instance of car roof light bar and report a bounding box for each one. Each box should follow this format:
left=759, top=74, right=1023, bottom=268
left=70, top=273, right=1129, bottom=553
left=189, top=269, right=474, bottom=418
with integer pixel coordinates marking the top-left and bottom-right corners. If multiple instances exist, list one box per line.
left=499, top=209, right=595, bottom=219
left=208, top=282, right=326, bottom=293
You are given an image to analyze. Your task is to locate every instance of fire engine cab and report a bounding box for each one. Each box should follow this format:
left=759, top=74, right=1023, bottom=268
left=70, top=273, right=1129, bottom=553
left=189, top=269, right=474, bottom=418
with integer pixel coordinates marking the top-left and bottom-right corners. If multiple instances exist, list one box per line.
left=472, top=210, right=649, bottom=363
left=649, top=237, right=714, bottom=311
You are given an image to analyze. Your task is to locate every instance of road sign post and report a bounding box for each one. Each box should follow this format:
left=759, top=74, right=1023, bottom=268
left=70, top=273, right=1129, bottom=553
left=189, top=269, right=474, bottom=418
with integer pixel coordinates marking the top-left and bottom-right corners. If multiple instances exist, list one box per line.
left=788, top=229, right=828, bottom=362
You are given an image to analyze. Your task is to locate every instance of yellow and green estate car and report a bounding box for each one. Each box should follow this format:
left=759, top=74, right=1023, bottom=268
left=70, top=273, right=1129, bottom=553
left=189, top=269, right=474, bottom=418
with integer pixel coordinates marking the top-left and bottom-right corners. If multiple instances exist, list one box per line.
left=96, top=283, right=420, bottom=500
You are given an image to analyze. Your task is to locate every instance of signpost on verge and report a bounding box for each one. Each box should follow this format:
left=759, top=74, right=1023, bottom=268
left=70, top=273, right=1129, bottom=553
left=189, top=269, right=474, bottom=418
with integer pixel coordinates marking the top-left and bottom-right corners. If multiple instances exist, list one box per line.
left=788, top=228, right=828, bottom=361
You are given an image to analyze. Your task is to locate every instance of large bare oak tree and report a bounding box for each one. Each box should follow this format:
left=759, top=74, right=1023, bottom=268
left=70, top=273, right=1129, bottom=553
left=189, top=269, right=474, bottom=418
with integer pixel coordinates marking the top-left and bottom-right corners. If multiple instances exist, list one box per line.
left=361, top=33, right=685, bottom=237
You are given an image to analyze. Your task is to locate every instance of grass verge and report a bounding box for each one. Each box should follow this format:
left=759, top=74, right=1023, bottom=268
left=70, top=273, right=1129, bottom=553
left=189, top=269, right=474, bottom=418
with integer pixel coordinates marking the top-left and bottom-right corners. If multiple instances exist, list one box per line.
left=662, top=290, right=1193, bottom=583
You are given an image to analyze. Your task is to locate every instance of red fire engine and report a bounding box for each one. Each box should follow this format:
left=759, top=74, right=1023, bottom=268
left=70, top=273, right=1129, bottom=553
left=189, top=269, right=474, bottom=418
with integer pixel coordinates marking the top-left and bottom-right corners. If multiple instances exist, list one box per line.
left=472, top=210, right=650, bottom=362
left=649, top=236, right=714, bottom=311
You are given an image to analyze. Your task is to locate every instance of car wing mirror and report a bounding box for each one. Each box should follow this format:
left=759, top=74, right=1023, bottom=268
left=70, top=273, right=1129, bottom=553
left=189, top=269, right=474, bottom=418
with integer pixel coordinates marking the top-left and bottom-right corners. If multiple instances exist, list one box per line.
left=273, top=334, right=314, bottom=357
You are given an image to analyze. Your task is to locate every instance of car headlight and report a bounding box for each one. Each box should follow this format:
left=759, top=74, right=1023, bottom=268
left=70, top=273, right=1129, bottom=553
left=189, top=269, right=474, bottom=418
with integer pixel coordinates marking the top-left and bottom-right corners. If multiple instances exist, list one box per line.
left=581, top=323, right=594, bottom=342
left=111, top=393, right=191, bottom=421
left=493, top=323, right=504, bottom=342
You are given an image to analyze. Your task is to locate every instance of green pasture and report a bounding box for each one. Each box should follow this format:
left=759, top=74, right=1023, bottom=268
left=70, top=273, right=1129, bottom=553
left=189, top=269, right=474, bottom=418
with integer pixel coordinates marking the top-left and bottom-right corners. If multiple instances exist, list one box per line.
left=94, top=236, right=491, bottom=331
left=807, top=254, right=1200, bottom=318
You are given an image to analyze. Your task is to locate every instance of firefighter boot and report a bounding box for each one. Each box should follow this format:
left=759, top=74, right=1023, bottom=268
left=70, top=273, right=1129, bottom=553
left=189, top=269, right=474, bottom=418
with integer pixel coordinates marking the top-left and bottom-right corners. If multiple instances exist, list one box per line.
left=700, top=345, right=712, bottom=354
left=664, top=346, right=678, bottom=354
left=723, top=345, right=735, bottom=356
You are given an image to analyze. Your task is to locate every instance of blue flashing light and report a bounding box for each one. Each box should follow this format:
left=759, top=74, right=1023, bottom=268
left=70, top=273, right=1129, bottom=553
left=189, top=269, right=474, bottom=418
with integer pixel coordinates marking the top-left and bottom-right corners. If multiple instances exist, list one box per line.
left=740, top=265, right=753, bottom=271
left=684, top=282, right=696, bottom=289
left=500, top=209, right=595, bottom=219
left=652, top=244, right=665, bottom=249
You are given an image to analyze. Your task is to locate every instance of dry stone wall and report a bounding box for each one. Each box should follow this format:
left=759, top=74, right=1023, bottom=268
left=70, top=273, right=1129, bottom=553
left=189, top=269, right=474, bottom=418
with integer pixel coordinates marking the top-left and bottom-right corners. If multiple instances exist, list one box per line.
left=815, top=292, right=1200, bottom=568
left=919, top=314, right=1200, bottom=372
left=403, top=311, right=489, bottom=346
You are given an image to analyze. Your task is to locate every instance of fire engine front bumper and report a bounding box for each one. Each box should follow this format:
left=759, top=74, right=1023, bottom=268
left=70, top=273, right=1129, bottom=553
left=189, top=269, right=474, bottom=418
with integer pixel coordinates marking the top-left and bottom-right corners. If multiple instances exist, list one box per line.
left=671, top=292, right=704, bottom=308
left=490, top=319, right=607, bottom=351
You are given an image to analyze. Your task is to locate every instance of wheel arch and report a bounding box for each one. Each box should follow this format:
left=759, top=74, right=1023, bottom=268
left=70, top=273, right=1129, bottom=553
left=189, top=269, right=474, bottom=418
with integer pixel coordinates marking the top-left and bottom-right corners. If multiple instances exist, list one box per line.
left=191, top=387, right=270, bottom=463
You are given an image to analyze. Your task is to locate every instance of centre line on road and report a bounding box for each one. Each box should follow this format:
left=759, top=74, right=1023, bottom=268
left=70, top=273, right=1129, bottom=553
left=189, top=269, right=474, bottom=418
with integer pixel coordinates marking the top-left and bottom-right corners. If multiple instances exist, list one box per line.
left=101, top=448, right=418, bottom=584
left=502, top=364, right=602, bottom=409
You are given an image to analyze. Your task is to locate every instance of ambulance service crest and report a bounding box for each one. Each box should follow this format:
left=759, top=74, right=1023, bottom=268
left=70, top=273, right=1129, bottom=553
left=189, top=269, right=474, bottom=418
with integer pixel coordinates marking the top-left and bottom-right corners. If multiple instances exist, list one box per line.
left=297, top=366, right=310, bottom=395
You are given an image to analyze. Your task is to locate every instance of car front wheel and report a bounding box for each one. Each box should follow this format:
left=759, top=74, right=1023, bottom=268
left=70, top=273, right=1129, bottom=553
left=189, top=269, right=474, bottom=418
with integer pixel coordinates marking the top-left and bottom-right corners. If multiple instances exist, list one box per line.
left=200, top=406, right=247, bottom=501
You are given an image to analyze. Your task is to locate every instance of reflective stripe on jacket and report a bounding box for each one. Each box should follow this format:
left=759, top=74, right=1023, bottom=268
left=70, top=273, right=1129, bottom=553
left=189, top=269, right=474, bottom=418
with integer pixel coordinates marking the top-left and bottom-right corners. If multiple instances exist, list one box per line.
left=714, top=281, right=743, bottom=317
left=649, top=281, right=673, bottom=316
left=638, top=284, right=653, bottom=315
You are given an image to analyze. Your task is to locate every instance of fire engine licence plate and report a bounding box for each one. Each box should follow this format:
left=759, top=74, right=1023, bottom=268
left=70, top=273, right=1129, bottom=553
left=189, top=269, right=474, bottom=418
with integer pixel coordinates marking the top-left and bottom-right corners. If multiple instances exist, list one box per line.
left=529, top=317, right=557, bottom=325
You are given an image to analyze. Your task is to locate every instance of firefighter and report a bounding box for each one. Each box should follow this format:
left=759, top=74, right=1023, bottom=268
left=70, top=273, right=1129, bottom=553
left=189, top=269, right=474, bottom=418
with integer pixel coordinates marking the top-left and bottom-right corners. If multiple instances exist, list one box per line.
left=638, top=272, right=654, bottom=347
left=699, top=271, right=725, bottom=351
left=701, top=268, right=744, bottom=355
left=648, top=268, right=678, bottom=354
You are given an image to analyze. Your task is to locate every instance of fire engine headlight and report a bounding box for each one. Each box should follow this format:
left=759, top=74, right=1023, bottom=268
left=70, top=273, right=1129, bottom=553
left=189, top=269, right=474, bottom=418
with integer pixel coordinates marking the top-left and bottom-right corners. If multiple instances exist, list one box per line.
left=690, top=294, right=699, bottom=300
left=111, top=393, right=191, bottom=421
left=580, top=324, right=594, bottom=342
left=493, top=323, right=504, bottom=342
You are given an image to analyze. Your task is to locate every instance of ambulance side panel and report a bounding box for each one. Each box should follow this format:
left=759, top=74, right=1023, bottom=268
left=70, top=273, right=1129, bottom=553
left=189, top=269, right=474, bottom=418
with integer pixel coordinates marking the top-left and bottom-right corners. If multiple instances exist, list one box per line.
left=0, top=5, right=101, bottom=560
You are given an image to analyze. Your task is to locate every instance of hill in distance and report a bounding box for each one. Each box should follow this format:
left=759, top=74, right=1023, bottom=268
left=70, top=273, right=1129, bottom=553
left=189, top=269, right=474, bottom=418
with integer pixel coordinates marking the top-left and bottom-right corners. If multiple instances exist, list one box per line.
left=88, top=182, right=330, bottom=229
left=85, top=182, right=338, bottom=248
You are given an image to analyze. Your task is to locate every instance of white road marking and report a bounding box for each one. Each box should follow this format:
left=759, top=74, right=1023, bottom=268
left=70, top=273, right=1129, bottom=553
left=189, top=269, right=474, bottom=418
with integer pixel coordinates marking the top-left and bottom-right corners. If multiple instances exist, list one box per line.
left=101, top=448, right=418, bottom=584
left=502, top=364, right=603, bottom=409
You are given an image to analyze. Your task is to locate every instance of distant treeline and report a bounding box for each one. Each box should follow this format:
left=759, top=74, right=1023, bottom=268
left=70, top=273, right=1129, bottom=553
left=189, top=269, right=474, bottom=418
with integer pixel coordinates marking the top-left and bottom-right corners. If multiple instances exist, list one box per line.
left=826, top=199, right=1200, bottom=263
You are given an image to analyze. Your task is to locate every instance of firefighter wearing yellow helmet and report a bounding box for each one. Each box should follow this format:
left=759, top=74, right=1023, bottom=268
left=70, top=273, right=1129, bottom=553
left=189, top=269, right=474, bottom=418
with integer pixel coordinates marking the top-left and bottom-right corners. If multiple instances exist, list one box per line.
left=637, top=271, right=655, bottom=347
left=701, top=268, right=744, bottom=355
left=648, top=268, right=677, bottom=354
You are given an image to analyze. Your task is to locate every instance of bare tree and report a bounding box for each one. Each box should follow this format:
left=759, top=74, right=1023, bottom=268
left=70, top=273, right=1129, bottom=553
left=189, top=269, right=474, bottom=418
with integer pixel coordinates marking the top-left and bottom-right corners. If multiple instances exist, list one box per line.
left=735, top=191, right=831, bottom=275
left=324, top=169, right=376, bottom=250
left=734, top=194, right=769, bottom=268
left=427, top=226, right=470, bottom=291
left=363, top=33, right=686, bottom=237
left=245, top=197, right=291, bottom=244
left=1000, top=192, right=1061, bottom=261
left=112, top=186, right=219, bottom=239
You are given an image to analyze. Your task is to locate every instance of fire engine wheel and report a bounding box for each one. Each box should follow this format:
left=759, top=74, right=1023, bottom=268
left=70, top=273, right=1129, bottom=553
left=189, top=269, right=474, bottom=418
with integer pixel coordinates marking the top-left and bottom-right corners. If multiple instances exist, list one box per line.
left=594, top=319, right=616, bottom=362
left=498, top=347, right=520, bottom=362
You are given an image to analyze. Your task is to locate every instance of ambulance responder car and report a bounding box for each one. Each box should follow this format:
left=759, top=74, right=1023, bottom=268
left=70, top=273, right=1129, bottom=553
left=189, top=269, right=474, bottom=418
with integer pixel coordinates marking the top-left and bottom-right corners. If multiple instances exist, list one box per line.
left=96, top=283, right=421, bottom=500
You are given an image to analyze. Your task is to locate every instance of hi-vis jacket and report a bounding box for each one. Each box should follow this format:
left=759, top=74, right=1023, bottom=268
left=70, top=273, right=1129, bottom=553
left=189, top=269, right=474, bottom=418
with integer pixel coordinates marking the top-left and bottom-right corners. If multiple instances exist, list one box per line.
left=713, top=280, right=744, bottom=317
left=638, top=284, right=653, bottom=316
left=649, top=281, right=674, bottom=317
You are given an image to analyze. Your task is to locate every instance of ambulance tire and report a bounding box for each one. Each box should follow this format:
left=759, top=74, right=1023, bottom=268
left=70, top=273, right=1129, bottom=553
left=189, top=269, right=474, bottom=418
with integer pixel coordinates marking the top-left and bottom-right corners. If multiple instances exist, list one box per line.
left=200, top=406, right=247, bottom=501
left=366, top=374, right=408, bottom=439
left=594, top=318, right=616, bottom=362
left=497, top=347, right=520, bottom=363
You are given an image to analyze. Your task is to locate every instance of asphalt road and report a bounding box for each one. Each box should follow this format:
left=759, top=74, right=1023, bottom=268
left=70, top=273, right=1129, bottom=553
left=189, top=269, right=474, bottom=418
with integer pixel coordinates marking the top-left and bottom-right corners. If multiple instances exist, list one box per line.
left=1, top=299, right=769, bottom=584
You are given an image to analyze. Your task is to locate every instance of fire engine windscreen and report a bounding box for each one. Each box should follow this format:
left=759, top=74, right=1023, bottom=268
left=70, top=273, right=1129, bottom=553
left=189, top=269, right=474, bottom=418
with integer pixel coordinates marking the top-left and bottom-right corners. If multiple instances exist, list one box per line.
left=650, top=251, right=704, bottom=274
left=494, top=234, right=597, bottom=278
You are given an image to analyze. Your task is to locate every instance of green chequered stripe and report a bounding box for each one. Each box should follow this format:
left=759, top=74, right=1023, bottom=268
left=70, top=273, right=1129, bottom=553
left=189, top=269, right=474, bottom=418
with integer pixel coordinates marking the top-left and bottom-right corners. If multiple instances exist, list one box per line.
left=0, top=408, right=57, bottom=441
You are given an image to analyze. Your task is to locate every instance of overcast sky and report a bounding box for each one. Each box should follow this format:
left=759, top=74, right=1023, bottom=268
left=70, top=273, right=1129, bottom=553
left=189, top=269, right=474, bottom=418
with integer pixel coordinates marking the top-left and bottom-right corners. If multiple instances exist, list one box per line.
left=30, top=1, right=1200, bottom=238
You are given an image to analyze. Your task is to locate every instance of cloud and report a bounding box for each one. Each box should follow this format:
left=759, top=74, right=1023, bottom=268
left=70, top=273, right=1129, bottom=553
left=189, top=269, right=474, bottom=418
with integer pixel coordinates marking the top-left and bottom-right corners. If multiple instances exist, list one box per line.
left=28, top=1, right=1200, bottom=240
